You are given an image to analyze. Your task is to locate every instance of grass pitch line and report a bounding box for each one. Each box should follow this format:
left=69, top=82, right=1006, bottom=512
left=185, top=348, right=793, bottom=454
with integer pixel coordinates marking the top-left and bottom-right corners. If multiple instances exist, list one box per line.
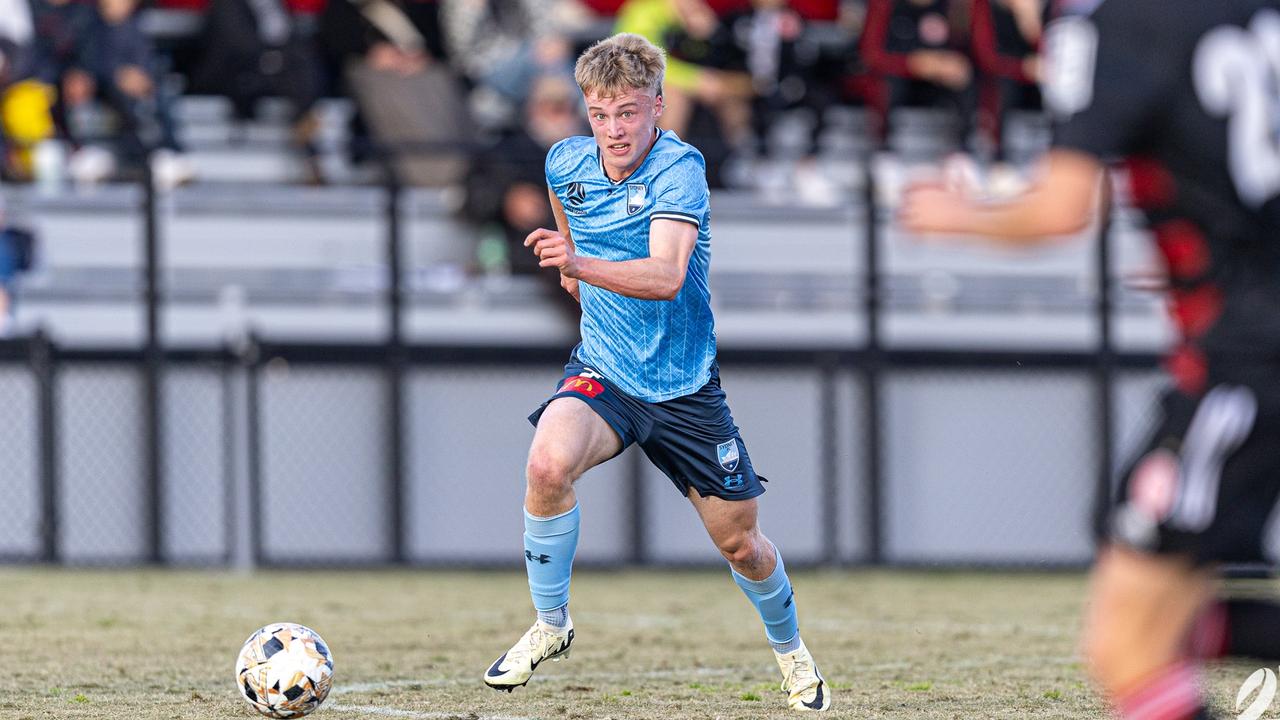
left=332, top=666, right=742, bottom=696
left=327, top=705, right=534, bottom=720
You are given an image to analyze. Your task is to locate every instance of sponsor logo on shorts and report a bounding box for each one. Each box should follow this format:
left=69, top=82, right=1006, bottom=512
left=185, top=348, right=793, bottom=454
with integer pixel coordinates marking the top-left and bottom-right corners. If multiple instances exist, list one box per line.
left=717, top=440, right=740, bottom=473
left=1112, top=447, right=1182, bottom=551
left=1129, top=448, right=1180, bottom=521
left=559, top=376, right=604, bottom=398
left=723, top=474, right=745, bottom=490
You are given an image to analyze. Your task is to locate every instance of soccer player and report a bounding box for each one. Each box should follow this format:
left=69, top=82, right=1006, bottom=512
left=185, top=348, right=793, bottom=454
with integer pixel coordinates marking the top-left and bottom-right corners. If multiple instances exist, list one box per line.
left=481, top=32, right=831, bottom=712
left=901, top=1, right=1280, bottom=718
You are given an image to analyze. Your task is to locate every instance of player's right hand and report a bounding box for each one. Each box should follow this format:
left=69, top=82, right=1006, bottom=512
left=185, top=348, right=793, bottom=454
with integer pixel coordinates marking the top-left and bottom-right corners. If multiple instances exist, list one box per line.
left=525, top=228, right=581, bottom=278
left=524, top=227, right=561, bottom=257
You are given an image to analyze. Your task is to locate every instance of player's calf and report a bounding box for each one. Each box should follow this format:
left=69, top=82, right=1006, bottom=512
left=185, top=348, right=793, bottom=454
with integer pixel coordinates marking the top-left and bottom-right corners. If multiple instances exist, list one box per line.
left=729, top=544, right=832, bottom=711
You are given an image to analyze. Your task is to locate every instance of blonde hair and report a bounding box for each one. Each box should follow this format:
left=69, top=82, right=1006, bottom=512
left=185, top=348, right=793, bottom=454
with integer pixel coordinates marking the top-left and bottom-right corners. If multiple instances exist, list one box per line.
left=574, top=33, right=666, bottom=98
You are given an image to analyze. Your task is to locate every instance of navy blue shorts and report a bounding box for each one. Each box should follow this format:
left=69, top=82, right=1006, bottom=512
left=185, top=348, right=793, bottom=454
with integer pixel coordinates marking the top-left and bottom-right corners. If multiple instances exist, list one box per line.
left=528, top=357, right=767, bottom=501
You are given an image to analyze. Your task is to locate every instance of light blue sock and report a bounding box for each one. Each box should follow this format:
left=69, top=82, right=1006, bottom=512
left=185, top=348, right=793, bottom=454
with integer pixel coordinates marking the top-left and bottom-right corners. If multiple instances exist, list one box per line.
left=524, top=504, right=580, bottom=623
left=731, top=547, right=801, bottom=654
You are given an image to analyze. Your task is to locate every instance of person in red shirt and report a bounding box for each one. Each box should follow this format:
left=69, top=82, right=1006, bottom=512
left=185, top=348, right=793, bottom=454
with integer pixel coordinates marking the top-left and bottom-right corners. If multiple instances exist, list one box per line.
left=969, top=0, right=1043, bottom=165
left=858, top=0, right=974, bottom=153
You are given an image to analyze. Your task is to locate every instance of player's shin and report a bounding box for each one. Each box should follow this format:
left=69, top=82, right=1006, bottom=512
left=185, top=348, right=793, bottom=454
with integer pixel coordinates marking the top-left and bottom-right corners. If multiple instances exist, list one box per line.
left=731, top=546, right=801, bottom=653
left=524, top=503, right=580, bottom=628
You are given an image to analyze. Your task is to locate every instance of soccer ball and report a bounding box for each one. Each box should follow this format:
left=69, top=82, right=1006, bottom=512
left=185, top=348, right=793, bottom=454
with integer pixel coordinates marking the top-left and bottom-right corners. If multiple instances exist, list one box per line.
left=235, top=622, right=334, bottom=718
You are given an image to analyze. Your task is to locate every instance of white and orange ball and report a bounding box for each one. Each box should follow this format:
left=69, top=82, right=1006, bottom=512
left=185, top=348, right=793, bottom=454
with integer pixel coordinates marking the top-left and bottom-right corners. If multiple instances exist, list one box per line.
left=235, top=623, right=334, bottom=718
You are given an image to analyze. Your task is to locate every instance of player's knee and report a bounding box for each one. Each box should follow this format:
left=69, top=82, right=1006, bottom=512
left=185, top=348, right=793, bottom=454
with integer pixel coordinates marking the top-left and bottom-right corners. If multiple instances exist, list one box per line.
left=525, top=449, right=575, bottom=498
left=715, top=530, right=761, bottom=566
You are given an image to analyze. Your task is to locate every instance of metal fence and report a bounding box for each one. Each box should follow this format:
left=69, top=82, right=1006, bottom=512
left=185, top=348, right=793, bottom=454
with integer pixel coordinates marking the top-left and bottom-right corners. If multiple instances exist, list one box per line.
left=0, top=162, right=1166, bottom=568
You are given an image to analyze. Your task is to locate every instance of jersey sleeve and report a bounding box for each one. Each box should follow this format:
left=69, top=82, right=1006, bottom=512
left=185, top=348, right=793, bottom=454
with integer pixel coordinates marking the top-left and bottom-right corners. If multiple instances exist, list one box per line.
left=1045, top=0, right=1176, bottom=160
left=650, top=152, right=709, bottom=229
left=544, top=138, right=570, bottom=186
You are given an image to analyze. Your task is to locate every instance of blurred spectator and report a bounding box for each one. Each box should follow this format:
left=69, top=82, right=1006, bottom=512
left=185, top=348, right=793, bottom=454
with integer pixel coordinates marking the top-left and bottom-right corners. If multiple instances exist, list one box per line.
left=31, top=0, right=95, bottom=146
left=615, top=0, right=754, bottom=185
left=970, top=0, right=1042, bottom=165
left=858, top=0, right=975, bottom=154
left=0, top=0, right=56, bottom=181
left=320, top=0, right=472, bottom=187
left=64, top=0, right=195, bottom=188
left=746, top=0, right=846, bottom=205
left=0, top=1, right=38, bottom=94
left=461, top=75, right=583, bottom=276
left=442, top=0, right=575, bottom=126
left=0, top=198, right=35, bottom=335
left=578, top=0, right=625, bottom=15
left=190, top=0, right=328, bottom=184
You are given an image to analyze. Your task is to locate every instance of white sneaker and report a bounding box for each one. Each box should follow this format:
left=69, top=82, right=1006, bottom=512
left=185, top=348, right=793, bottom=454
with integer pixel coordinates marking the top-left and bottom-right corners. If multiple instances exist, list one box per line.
left=67, top=146, right=116, bottom=187
left=775, top=639, right=831, bottom=711
left=150, top=149, right=196, bottom=191
left=792, top=160, right=842, bottom=208
left=483, top=618, right=574, bottom=692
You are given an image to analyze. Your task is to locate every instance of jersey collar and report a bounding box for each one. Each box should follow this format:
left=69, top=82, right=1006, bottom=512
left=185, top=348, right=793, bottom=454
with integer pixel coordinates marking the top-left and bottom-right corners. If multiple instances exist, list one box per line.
left=597, top=128, right=663, bottom=185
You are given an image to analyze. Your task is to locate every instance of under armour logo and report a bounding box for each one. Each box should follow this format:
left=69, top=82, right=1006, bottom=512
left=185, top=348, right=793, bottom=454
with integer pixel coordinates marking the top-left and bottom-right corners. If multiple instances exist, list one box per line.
left=525, top=550, right=551, bottom=564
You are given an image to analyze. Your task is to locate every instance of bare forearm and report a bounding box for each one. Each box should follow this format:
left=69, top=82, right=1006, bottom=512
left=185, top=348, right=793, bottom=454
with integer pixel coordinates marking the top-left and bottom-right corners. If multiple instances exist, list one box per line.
left=904, top=154, right=1102, bottom=243
left=958, top=187, right=1092, bottom=241
left=573, top=256, right=683, bottom=301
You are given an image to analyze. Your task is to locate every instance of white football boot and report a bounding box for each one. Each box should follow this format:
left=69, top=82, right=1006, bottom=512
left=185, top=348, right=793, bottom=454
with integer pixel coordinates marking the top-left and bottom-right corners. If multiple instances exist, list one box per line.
left=775, top=639, right=831, bottom=711
left=483, top=618, right=574, bottom=692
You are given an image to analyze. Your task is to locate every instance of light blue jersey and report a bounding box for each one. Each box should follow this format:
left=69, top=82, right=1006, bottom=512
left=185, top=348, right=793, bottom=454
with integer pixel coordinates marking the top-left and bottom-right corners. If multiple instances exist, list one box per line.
left=545, top=130, right=716, bottom=402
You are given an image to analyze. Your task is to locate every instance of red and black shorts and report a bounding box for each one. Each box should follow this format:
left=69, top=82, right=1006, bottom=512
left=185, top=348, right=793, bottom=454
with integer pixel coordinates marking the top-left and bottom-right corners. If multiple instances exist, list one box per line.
left=1108, top=365, right=1280, bottom=566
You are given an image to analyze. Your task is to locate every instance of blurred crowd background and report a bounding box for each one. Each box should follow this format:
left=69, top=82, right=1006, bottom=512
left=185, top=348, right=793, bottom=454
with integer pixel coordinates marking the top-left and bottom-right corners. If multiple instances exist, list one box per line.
left=0, top=0, right=1047, bottom=207
left=0, top=0, right=1174, bottom=570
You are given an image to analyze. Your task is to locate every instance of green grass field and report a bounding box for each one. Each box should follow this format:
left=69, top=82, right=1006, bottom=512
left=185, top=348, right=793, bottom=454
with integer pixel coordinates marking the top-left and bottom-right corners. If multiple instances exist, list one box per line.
left=0, top=568, right=1267, bottom=719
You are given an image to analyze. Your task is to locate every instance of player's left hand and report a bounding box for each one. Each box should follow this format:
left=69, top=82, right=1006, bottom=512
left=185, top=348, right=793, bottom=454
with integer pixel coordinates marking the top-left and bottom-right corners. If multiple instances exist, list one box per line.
left=899, top=181, right=975, bottom=236
left=525, top=228, right=582, bottom=278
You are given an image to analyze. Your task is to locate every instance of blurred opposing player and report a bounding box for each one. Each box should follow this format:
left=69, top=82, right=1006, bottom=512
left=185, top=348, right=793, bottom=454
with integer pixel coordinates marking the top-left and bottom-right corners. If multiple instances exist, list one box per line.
left=902, top=1, right=1280, bottom=718
left=481, top=33, right=831, bottom=712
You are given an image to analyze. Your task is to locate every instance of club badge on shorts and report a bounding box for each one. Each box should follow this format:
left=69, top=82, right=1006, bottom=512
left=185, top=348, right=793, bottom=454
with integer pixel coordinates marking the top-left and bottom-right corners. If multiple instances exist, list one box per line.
left=626, top=183, right=646, bottom=215
left=717, top=440, right=740, bottom=472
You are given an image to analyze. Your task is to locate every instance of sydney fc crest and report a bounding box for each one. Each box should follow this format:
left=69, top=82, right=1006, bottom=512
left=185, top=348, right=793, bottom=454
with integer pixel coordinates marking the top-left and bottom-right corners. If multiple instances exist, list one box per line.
left=626, top=183, right=647, bottom=215
left=717, top=440, right=740, bottom=472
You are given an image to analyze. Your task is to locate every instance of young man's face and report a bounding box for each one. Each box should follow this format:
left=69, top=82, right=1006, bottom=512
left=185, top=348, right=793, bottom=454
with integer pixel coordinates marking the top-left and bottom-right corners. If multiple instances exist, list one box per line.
left=583, top=86, right=662, bottom=181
